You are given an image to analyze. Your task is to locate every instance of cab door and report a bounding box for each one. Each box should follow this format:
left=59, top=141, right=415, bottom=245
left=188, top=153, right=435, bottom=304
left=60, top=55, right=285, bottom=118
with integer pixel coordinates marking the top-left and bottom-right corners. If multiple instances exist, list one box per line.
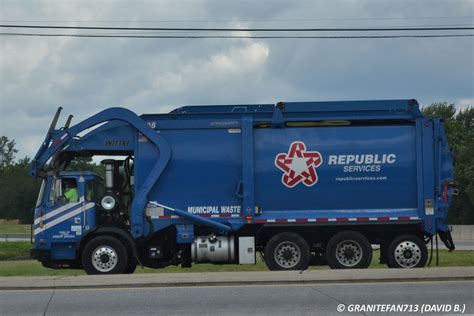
left=34, top=176, right=85, bottom=259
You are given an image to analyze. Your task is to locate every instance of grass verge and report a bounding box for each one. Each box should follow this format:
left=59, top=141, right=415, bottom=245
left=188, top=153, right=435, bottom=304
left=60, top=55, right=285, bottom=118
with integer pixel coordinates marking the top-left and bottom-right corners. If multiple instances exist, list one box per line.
left=0, top=241, right=31, bottom=260
left=0, top=242, right=472, bottom=277
left=0, top=224, right=31, bottom=236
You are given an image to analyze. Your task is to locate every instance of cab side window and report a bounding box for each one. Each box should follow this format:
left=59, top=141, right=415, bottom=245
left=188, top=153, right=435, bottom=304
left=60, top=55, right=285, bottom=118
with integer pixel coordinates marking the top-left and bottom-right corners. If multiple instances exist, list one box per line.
left=85, top=178, right=105, bottom=204
left=62, top=178, right=79, bottom=203
left=85, top=180, right=94, bottom=202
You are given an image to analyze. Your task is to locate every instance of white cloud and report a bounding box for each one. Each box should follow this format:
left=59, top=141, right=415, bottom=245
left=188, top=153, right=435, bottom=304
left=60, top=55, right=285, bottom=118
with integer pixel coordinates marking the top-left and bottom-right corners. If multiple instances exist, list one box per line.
left=0, top=0, right=473, bottom=158
left=458, top=98, right=473, bottom=111
left=165, top=41, right=270, bottom=87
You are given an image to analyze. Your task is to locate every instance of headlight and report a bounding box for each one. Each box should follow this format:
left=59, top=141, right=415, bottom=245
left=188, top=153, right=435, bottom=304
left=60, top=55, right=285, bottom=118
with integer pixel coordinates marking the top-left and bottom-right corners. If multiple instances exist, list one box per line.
left=101, top=195, right=116, bottom=211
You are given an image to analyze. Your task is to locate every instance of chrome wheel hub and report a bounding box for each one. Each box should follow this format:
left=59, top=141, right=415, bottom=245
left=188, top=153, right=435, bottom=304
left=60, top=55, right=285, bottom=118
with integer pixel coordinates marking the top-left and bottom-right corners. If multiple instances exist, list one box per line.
left=335, top=240, right=363, bottom=267
left=394, top=241, right=421, bottom=268
left=92, top=246, right=118, bottom=272
left=274, top=241, right=301, bottom=268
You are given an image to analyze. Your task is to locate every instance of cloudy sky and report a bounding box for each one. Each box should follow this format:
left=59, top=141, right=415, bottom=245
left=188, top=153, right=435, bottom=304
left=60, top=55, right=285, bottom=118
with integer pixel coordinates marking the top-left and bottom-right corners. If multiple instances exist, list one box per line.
left=0, top=0, right=473, bottom=158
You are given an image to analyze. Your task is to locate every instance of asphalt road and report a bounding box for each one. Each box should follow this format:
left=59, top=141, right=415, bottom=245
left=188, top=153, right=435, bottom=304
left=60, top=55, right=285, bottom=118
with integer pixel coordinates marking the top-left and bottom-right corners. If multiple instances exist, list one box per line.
left=1, top=281, right=473, bottom=316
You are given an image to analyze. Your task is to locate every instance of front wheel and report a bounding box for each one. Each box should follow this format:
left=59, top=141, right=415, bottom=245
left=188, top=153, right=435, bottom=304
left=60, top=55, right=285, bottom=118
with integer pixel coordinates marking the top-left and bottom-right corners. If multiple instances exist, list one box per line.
left=82, top=236, right=129, bottom=275
left=264, top=232, right=311, bottom=271
left=387, top=235, right=427, bottom=268
left=124, top=257, right=137, bottom=274
left=325, top=231, right=372, bottom=269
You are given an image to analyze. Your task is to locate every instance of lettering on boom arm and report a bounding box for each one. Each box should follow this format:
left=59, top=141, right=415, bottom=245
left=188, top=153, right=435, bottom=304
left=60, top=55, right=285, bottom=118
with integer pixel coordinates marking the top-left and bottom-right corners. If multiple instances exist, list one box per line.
left=105, top=140, right=130, bottom=147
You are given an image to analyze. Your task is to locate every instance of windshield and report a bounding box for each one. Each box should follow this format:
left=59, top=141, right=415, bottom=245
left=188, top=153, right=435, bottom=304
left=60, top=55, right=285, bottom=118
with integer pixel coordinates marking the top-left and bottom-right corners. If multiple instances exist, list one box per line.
left=35, top=180, right=46, bottom=208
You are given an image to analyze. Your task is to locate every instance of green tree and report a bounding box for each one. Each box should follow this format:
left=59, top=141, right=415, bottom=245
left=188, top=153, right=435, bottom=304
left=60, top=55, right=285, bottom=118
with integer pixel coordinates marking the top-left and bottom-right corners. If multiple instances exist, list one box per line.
left=0, top=136, right=18, bottom=169
left=0, top=157, right=42, bottom=223
left=0, top=138, right=104, bottom=223
left=423, top=102, right=474, bottom=224
left=67, top=156, right=105, bottom=177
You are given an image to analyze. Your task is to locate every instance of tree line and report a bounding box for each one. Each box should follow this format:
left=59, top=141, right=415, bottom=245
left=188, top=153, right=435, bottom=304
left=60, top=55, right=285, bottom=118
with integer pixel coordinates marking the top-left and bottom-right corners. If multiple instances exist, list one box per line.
left=0, top=137, right=103, bottom=224
left=0, top=102, right=472, bottom=224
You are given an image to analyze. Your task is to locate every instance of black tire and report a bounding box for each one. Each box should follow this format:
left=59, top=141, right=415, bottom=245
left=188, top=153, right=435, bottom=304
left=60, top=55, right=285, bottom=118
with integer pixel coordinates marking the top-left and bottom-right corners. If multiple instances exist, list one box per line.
left=387, top=235, right=427, bottom=268
left=82, top=236, right=129, bottom=275
left=325, top=231, right=372, bottom=269
left=124, top=257, right=137, bottom=274
left=264, top=232, right=311, bottom=271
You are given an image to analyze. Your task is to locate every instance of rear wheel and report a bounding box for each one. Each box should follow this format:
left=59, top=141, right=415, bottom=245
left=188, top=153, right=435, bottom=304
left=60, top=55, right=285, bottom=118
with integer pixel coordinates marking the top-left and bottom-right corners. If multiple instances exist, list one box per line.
left=387, top=235, right=427, bottom=268
left=82, top=236, right=128, bottom=275
left=264, top=232, right=310, bottom=271
left=325, top=231, right=372, bottom=269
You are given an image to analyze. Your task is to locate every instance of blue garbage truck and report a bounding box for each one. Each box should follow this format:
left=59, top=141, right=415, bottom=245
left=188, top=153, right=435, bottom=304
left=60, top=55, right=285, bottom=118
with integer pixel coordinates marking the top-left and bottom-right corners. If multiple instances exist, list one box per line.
left=29, top=99, right=456, bottom=274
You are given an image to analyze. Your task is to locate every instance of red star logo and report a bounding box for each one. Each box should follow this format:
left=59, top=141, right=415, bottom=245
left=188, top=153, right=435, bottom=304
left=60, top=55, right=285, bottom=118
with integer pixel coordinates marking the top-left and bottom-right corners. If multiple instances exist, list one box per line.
left=275, top=141, right=323, bottom=188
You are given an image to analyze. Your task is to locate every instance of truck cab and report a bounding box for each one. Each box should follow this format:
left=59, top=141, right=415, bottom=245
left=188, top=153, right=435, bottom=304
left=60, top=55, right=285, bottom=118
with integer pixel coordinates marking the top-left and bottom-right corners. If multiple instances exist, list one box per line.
left=32, top=171, right=104, bottom=267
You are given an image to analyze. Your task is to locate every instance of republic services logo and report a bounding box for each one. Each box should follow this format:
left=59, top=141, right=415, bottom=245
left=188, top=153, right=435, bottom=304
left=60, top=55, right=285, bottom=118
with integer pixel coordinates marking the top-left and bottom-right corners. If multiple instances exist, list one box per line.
left=275, top=141, right=323, bottom=188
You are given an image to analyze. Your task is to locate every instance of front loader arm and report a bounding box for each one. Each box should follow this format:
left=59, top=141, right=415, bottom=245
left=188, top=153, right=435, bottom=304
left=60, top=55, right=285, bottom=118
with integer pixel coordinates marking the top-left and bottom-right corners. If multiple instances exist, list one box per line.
left=29, top=107, right=172, bottom=238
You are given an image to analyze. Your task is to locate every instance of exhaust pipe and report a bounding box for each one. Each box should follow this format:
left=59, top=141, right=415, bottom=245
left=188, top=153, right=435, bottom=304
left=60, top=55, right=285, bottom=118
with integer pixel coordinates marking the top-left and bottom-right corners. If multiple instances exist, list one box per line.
left=101, top=159, right=118, bottom=212
left=102, top=159, right=115, bottom=191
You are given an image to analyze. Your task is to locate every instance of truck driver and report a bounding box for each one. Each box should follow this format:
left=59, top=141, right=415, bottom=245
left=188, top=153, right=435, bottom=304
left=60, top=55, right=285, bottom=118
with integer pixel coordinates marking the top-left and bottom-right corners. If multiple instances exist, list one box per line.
left=63, top=179, right=78, bottom=203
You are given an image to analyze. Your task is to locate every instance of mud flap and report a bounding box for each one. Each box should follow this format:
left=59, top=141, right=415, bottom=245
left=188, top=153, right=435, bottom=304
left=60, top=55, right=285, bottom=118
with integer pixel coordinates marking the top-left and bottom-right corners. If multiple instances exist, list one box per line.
left=438, top=230, right=455, bottom=251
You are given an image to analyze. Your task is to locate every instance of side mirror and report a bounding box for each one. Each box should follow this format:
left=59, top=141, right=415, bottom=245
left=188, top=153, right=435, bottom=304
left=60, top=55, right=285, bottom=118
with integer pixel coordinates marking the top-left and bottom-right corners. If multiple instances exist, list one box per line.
left=56, top=196, right=68, bottom=205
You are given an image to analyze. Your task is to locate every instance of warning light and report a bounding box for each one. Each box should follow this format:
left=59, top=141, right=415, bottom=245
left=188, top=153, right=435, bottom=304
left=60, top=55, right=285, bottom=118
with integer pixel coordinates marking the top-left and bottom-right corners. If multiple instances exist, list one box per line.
left=38, top=211, right=43, bottom=217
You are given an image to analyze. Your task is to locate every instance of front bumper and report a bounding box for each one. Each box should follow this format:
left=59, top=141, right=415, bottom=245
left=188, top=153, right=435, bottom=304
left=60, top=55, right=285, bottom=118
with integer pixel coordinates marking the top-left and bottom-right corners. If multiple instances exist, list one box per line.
left=30, top=249, right=51, bottom=263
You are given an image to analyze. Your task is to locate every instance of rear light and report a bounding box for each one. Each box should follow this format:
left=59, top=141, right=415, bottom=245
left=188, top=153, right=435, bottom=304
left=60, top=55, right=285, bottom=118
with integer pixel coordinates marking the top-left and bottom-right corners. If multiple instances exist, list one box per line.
left=443, top=181, right=448, bottom=203
left=38, top=210, right=43, bottom=217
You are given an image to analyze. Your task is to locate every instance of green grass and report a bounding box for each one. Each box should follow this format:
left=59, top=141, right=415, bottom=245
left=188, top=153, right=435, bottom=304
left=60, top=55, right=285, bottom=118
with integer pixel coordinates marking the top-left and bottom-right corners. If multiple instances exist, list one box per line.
left=0, top=244, right=472, bottom=277
left=0, top=241, right=31, bottom=260
left=368, top=249, right=474, bottom=268
left=0, top=224, right=31, bottom=235
left=0, top=260, right=87, bottom=277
